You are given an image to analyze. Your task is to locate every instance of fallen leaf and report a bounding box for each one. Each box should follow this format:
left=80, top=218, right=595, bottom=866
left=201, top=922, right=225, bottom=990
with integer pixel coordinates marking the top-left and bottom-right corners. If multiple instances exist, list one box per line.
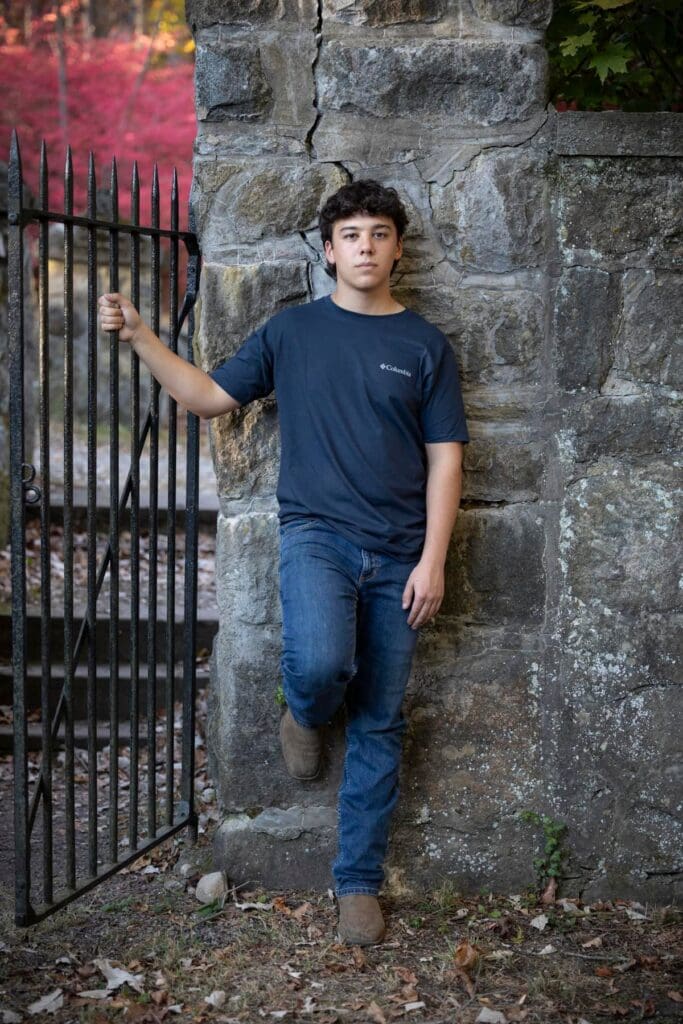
left=1, top=1010, right=22, bottom=1024
left=581, top=936, right=603, bottom=948
left=630, top=997, right=656, bottom=1016
left=274, top=896, right=292, bottom=915
left=93, top=958, right=144, bottom=993
left=351, top=946, right=367, bottom=970
left=556, top=898, right=581, bottom=914
left=530, top=914, right=547, bottom=931
left=454, top=941, right=480, bottom=971
left=537, top=944, right=556, bottom=955
left=234, top=900, right=273, bottom=911
left=292, top=902, right=313, bottom=921
left=453, top=966, right=476, bottom=998
left=404, top=1002, right=426, bottom=1012
left=367, top=1001, right=386, bottom=1024
left=595, top=965, right=614, bottom=977
left=77, top=990, right=112, bottom=1000
left=476, top=1009, right=507, bottom=1023
left=667, top=990, right=683, bottom=1002
left=27, top=990, right=64, bottom=1016
left=204, top=990, right=226, bottom=1008
left=541, top=877, right=557, bottom=905
left=394, top=967, right=418, bottom=986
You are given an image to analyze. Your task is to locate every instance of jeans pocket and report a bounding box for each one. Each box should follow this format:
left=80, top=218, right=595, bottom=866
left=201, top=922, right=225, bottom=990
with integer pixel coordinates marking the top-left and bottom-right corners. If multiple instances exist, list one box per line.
left=280, top=517, right=318, bottom=537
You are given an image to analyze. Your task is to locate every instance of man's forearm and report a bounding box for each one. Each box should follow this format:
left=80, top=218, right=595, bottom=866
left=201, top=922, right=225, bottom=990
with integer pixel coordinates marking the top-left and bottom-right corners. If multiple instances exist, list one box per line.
left=421, top=460, right=463, bottom=566
left=131, top=320, right=224, bottom=418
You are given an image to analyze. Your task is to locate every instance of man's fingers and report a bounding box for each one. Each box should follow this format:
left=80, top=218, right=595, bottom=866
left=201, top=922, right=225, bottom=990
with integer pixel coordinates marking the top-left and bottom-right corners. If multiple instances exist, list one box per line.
left=407, top=595, right=439, bottom=629
left=402, top=579, right=414, bottom=610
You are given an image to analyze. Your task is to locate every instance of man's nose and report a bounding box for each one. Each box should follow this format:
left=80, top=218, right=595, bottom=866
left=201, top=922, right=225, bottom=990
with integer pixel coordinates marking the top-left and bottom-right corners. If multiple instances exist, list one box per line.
left=359, top=233, right=375, bottom=252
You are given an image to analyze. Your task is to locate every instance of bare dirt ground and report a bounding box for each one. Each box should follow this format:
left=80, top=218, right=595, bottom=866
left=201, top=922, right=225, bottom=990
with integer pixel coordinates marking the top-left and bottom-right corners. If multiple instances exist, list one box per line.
left=0, top=848, right=682, bottom=1024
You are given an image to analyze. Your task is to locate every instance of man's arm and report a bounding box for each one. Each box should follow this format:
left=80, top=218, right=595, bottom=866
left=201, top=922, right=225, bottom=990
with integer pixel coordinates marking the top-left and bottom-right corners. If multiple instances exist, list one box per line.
left=402, top=441, right=464, bottom=629
left=98, top=292, right=241, bottom=419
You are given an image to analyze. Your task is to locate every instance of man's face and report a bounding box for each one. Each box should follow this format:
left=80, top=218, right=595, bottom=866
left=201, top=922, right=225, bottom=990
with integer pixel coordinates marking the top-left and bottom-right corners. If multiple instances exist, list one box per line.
left=324, top=214, right=403, bottom=291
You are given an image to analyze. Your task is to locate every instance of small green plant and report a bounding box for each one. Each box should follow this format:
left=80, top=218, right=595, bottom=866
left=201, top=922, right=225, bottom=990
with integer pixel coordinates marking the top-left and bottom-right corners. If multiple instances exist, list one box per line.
left=275, top=683, right=286, bottom=707
left=520, top=810, right=569, bottom=892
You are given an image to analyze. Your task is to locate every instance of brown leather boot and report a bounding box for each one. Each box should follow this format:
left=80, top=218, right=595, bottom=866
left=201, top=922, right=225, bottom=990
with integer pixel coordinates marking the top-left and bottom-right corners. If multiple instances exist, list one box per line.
left=279, top=708, right=322, bottom=780
left=336, top=894, right=386, bottom=945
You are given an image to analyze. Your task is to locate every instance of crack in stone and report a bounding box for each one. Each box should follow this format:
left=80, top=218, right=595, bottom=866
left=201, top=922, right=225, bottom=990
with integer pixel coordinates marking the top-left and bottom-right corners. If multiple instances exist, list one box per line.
left=305, top=0, right=324, bottom=159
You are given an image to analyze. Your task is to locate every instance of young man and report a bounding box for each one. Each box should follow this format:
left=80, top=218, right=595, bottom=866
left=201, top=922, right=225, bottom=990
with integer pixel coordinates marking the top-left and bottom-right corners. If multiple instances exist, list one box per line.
left=98, top=179, right=469, bottom=946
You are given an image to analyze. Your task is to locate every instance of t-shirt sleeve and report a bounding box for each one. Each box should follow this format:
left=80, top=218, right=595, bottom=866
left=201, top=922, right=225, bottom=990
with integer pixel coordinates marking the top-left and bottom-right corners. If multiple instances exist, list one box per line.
left=208, top=320, right=275, bottom=406
left=420, top=338, right=469, bottom=444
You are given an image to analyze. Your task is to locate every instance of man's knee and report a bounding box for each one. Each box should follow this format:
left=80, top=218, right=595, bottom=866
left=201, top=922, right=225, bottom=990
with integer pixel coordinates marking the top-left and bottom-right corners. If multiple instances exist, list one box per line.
left=283, top=649, right=356, bottom=695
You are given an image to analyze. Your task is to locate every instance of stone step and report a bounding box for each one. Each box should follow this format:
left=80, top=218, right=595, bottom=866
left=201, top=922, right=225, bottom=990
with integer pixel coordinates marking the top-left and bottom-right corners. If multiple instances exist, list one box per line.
left=0, top=607, right=218, bottom=665
left=0, top=660, right=209, bottom=719
left=0, top=717, right=157, bottom=752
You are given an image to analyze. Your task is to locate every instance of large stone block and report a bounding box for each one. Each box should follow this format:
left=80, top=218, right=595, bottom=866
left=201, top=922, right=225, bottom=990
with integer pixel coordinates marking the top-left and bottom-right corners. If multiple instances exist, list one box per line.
left=431, top=148, right=549, bottom=271
left=442, top=507, right=546, bottom=624
left=187, top=0, right=319, bottom=29
left=213, top=806, right=338, bottom=891
left=389, top=645, right=548, bottom=892
left=396, top=283, right=546, bottom=387
left=553, top=267, right=620, bottom=392
left=195, top=40, right=273, bottom=121
left=560, top=460, right=680, bottom=619
left=555, top=156, right=683, bottom=268
left=196, top=260, right=309, bottom=370
left=317, top=40, right=547, bottom=127
left=614, top=270, right=683, bottom=389
left=323, top=0, right=446, bottom=25
left=554, top=461, right=682, bottom=900
left=462, top=435, right=546, bottom=503
left=471, top=0, right=554, bottom=29
left=568, top=394, right=681, bottom=462
left=210, top=399, right=280, bottom=501
left=193, top=160, right=348, bottom=245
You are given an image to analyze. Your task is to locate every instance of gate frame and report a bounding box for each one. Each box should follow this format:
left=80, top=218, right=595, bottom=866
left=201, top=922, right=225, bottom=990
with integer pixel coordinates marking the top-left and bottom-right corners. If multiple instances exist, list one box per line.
left=7, top=130, right=203, bottom=926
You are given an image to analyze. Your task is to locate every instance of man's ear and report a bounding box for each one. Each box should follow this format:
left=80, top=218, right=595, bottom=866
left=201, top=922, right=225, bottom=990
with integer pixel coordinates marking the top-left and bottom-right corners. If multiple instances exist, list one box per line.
left=324, top=239, right=335, bottom=265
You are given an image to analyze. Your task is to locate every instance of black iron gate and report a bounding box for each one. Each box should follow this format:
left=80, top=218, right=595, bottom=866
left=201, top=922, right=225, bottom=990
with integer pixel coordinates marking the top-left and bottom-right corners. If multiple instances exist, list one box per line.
left=7, top=131, right=203, bottom=925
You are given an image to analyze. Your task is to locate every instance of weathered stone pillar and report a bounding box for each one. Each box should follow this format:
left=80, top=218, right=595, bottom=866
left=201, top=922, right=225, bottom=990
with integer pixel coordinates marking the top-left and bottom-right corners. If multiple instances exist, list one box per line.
left=187, top=0, right=682, bottom=902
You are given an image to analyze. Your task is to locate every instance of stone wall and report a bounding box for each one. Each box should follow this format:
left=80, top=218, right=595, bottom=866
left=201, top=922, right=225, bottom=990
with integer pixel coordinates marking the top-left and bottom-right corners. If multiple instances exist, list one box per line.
left=186, top=0, right=682, bottom=902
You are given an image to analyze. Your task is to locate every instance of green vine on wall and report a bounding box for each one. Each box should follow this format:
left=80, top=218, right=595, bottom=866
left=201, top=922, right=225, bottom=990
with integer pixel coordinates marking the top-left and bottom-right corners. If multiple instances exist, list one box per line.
left=547, top=0, right=683, bottom=111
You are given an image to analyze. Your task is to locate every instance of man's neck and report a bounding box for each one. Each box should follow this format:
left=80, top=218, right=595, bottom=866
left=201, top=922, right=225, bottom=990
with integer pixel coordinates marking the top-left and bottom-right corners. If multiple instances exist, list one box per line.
left=330, top=283, right=405, bottom=316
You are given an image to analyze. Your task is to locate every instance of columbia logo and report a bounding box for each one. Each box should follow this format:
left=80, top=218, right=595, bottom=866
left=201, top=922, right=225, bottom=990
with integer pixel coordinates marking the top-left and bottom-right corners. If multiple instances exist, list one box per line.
left=380, top=362, right=412, bottom=378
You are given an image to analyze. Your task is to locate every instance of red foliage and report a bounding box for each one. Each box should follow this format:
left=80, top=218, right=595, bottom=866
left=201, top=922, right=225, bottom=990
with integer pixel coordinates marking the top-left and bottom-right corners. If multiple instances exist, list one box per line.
left=1, top=28, right=195, bottom=229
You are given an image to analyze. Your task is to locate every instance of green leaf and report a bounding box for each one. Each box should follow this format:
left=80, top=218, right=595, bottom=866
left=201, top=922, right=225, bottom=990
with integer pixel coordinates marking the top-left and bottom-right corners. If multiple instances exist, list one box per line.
left=560, top=29, right=596, bottom=56
left=575, top=0, right=636, bottom=8
left=589, top=41, right=632, bottom=82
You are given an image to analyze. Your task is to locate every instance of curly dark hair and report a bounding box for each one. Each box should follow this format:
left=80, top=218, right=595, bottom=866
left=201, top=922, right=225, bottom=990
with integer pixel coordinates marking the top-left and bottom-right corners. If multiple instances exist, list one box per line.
left=318, top=179, right=410, bottom=280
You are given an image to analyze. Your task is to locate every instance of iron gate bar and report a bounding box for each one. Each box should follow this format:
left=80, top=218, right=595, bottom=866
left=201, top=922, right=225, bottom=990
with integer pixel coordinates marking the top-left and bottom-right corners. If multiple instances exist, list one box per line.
left=9, top=129, right=29, bottom=925
left=6, top=206, right=198, bottom=245
left=38, top=140, right=54, bottom=905
left=87, top=150, right=98, bottom=877
left=63, top=143, right=76, bottom=892
left=130, top=159, right=140, bottom=853
left=9, top=131, right=202, bottom=926
left=165, top=169, right=179, bottom=827
left=148, top=164, right=160, bottom=840
left=109, top=156, right=120, bottom=862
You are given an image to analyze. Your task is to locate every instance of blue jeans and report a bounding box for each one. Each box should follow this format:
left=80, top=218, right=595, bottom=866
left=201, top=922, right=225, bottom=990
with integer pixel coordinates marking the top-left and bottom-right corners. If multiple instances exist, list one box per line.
left=278, top=516, right=420, bottom=897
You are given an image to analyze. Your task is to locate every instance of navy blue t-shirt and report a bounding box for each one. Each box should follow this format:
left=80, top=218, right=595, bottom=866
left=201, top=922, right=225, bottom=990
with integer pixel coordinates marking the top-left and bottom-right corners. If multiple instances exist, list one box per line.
left=209, top=294, right=469, bottom=560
